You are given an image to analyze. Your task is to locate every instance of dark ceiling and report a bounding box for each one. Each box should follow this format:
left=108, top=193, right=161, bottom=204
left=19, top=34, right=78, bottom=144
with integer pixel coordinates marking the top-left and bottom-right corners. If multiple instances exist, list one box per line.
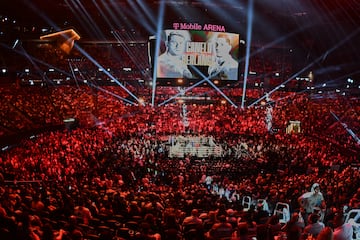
left=2, top=0, right=359, bottom=39
left=1, top=0, right=360, bottom=83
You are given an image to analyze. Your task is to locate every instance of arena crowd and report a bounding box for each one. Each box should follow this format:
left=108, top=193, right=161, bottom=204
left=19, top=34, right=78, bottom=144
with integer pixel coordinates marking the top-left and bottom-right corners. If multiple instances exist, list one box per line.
left=0, top=82, right=359, bottom=240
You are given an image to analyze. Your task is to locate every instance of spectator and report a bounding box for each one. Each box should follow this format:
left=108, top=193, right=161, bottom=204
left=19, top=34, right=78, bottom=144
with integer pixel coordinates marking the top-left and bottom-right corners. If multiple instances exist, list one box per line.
left=304, top=213, right=325, bottom=238
left=209, top=214, right=233, bottom=240
left=317, top=227, right=334, bottom=240
left=333, top=212, right=353, bottom=240
left=182, top=208, right=203, bottom=226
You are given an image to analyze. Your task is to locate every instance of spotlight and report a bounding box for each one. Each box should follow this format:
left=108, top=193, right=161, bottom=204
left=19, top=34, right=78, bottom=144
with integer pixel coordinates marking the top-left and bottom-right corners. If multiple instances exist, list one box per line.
left=139, top=98, right=145, bottom=104
left=12, top=39, right=19, bottom=49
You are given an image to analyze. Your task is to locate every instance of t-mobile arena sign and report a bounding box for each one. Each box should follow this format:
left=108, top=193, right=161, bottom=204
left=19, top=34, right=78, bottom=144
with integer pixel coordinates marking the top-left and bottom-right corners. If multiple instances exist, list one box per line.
left=172, top=22, right=226, bottom=32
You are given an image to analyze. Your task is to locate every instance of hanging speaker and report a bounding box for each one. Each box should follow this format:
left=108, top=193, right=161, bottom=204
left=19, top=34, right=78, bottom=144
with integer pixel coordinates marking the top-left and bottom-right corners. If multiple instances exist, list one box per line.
left=40, top=29, right=80, bottom=54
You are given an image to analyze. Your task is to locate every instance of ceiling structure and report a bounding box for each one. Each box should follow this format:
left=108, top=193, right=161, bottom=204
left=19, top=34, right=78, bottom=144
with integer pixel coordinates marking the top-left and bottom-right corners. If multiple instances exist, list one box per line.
left=1, top=0, right=360, bottom=87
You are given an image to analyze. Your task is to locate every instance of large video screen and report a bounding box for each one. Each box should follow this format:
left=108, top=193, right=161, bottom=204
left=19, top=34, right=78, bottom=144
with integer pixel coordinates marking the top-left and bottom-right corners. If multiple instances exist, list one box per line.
left=152, top=30, right=240, bottom=81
